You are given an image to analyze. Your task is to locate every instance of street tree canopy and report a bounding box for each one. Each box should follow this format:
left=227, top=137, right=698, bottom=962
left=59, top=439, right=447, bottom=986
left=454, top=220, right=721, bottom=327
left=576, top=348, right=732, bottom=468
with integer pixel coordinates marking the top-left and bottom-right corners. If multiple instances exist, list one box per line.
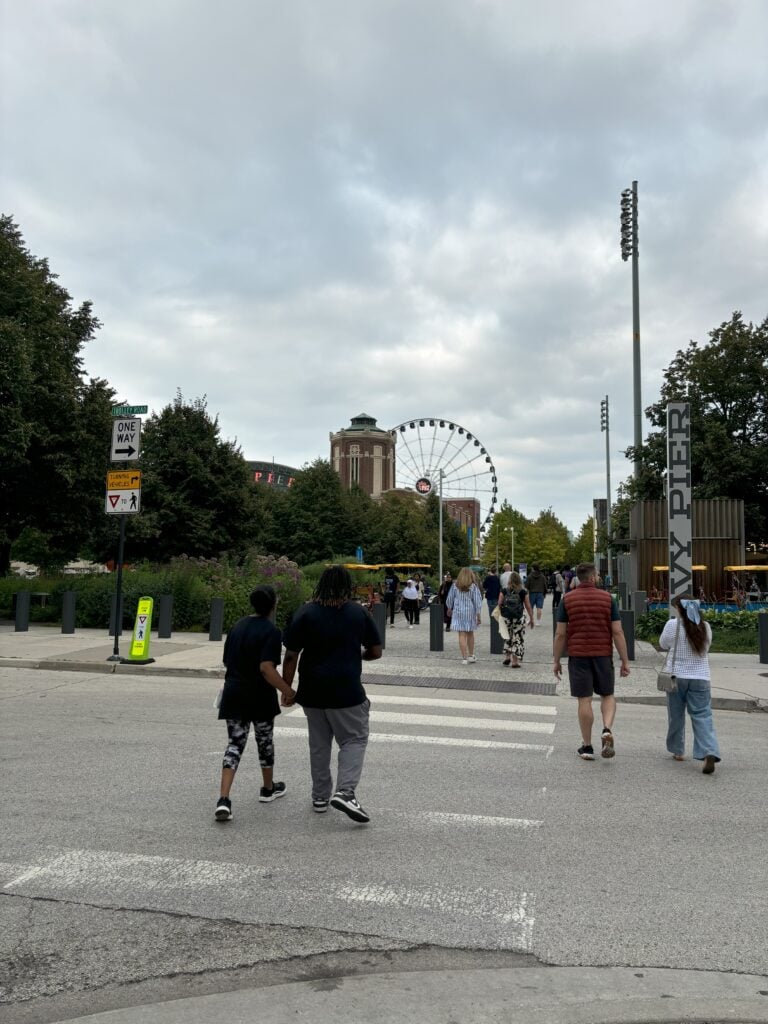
left=0, top=216, right=114, bottom=574
left=623, top=311, right=768, bottom=548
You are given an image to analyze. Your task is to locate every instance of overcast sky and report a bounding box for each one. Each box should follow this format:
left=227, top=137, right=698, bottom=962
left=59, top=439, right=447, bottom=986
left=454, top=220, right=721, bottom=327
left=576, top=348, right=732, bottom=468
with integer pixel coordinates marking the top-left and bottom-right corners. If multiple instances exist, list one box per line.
left=3, top=0, right=767, bottom=535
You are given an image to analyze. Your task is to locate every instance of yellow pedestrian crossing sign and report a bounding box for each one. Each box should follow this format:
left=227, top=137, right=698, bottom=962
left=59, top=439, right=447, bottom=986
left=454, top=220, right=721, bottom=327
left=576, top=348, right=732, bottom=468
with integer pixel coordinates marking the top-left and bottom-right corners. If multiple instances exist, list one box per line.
left=127, top=596, right=155, bottom=664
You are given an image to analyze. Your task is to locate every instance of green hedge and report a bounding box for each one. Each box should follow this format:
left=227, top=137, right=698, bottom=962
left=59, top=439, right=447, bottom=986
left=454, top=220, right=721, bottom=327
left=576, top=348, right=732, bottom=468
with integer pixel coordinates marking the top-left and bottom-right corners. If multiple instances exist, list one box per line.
left=0, top=553, right=312, bottom=633
left=635, top=608, right=761, bottom=654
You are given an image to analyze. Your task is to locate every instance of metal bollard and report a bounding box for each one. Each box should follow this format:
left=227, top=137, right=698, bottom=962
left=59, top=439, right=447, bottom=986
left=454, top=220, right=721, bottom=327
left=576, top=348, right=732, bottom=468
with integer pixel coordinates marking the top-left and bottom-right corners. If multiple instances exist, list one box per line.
left=61, top=592, right=76, bottom=634
left=371, top=602, right=387, bottom=649
left=158, top=595, right=173, bottom=638
left=429, top=602, right=444, bottom=652
left=109, top=594, right=123, bottom=637
left=489, top=615, right=504, bottom=654
left=620, top=609, right=635, bottom=661
left=209, top=598, right=225, bottom=642
left=632, top=590, right=647, bottom=613
left=14, top=590, right=30, bottom=632
left=758, top=612, right=768, bottom=665
left=617, top=581, right=628, bottom=609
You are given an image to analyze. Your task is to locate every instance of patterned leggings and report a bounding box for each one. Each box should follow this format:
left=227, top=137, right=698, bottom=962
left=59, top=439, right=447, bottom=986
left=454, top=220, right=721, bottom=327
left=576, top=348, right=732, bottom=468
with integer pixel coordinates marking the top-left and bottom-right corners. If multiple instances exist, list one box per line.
left=503, top=620, right=526, bottom=660
left=223, top=719, right=275, bottom=771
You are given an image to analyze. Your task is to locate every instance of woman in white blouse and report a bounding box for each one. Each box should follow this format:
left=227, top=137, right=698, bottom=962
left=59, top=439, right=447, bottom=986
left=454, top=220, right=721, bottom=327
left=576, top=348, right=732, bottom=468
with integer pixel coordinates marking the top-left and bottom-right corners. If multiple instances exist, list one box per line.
left=658, top=595, right=721, bottom=774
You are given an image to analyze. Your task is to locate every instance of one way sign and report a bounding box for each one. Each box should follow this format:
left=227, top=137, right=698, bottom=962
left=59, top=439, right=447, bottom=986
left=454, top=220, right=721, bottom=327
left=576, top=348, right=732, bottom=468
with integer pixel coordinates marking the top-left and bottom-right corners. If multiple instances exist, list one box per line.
left=111, top=418, right=141, bottom=462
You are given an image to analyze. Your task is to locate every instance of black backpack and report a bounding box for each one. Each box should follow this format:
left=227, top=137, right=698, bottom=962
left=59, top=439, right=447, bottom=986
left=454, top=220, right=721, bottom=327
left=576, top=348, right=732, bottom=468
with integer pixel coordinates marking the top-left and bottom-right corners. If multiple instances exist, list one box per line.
left=502, top=589, right=524, bottom=622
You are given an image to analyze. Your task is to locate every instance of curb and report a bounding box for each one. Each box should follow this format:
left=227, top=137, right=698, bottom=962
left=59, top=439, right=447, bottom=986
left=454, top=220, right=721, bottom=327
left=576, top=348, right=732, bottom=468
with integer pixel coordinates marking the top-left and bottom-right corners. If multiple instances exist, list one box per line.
left=2, top=658, right=766, bottom=711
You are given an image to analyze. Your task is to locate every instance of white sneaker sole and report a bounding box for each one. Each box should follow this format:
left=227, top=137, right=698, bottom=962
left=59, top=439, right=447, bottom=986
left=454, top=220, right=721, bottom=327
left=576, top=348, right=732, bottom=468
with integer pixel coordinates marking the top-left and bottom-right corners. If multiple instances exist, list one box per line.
left=330, top=795, right=370, bottom=823
left=259, top=787, right=287, bottom=803
left=215, top=808, right=232, bottom=821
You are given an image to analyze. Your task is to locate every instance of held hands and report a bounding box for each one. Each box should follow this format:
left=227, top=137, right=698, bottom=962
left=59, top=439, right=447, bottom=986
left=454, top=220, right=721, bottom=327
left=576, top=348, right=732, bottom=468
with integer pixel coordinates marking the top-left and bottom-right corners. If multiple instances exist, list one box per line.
left=281, top=688, right=297, bottom=707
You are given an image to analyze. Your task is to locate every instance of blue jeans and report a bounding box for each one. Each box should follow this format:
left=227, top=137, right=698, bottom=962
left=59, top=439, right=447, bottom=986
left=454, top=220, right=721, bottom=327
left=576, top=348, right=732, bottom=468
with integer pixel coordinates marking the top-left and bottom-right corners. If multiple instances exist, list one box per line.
left=487, top=598, right=498, bottom=619
left=666, top=677, right=721, bottom=762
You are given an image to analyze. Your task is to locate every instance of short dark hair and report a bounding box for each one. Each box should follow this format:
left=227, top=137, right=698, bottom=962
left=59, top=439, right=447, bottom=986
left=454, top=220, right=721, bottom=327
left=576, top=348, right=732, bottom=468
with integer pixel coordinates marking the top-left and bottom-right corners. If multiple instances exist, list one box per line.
left=314, top=566, right=353, bottom=606
left=250, top=585, right=276, bottom=616
left=576, top=563, right=597, bottom=583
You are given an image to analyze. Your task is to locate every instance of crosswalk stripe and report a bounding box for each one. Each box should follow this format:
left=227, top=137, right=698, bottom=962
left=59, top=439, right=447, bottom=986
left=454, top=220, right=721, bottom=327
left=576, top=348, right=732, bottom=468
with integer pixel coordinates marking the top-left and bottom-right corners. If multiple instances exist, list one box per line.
left=384, top=810, right=542, bottom=831
left=280, top=709, right=554, bottom=734
left=3, top=849, right=535, bottom=952
left=366, top=693, right=557, bottom=716
left=274, top=727, right=553, bottom=754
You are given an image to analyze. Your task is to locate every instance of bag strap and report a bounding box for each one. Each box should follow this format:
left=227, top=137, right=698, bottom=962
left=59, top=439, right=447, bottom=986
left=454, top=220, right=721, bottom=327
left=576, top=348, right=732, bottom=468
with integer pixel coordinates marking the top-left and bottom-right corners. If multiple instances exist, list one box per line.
left=667, top=618, right=681, bottom=673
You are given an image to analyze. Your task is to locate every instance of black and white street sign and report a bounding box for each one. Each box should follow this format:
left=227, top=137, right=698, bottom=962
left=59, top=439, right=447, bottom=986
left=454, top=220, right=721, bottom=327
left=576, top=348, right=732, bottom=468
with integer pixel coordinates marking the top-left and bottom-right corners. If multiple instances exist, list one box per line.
left=105, top=490, right=141, bottom=515
left=111, top=418, right=142, bottom=462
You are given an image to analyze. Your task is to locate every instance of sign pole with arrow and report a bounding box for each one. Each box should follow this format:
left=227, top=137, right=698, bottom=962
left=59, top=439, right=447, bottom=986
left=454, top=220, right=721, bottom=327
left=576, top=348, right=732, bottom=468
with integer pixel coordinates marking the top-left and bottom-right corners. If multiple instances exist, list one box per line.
left=106, top=405, right=145, bottom=663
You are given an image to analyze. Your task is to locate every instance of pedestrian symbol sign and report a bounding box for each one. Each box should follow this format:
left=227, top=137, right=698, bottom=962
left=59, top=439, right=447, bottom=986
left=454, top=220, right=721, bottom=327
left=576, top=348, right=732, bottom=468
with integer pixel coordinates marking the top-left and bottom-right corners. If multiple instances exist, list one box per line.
left=127, top=596, right=154, bottom=663
left=105, top=490, right=141, bottom=514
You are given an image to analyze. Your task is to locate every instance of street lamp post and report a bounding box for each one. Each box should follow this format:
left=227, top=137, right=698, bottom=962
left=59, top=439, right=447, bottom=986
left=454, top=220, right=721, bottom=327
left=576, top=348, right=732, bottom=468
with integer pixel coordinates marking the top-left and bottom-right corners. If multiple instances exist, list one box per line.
left=438, top=469, right=444, bottom=584
left=620, top=181, right=642, bottom=479
left=600, top=395, right=612, bottom=582
left=509, top=526, right=515, bottom=571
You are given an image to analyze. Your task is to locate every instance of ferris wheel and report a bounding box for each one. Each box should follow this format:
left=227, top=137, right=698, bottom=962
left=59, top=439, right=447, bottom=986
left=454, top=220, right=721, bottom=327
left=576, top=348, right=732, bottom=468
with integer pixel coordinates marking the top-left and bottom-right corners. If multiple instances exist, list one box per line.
left=388, top=417, right=499, bottom=536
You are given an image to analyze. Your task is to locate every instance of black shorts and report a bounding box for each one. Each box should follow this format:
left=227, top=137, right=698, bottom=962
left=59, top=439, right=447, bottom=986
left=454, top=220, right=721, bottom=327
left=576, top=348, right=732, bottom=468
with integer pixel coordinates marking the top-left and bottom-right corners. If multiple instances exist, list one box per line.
left=568, top=656, right=615, bottom=698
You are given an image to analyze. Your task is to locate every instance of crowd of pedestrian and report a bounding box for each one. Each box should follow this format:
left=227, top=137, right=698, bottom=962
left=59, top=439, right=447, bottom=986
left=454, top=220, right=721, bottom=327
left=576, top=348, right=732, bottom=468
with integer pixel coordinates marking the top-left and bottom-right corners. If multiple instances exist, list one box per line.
left=214, top=560, right=722, bottom=828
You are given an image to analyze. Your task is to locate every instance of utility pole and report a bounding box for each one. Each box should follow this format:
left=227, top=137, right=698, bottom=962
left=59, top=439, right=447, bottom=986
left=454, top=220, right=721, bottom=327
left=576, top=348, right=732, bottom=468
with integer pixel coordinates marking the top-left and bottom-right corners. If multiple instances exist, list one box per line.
left=600, top=395, right=612, bottom=582
left=620, top=181, right=642, bottom=479
left=438, top=469, right=444, bottom=584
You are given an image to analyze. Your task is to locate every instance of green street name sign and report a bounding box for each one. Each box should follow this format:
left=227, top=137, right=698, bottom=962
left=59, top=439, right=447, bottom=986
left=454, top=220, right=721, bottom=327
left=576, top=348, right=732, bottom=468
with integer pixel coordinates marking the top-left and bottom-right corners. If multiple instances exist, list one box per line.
left=111, top=404, right=148, bottom=416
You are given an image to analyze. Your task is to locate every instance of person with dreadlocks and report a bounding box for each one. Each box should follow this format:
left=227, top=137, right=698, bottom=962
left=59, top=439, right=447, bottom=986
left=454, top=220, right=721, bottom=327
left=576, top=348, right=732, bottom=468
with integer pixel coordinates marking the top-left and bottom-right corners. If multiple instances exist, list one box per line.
left=281, top=565, right=382, bottom=823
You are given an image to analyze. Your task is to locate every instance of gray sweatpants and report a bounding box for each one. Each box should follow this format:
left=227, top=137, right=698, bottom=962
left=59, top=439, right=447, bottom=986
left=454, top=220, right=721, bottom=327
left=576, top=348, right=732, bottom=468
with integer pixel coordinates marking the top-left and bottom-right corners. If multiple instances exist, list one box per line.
left=303, top=699, right=370, bottom=801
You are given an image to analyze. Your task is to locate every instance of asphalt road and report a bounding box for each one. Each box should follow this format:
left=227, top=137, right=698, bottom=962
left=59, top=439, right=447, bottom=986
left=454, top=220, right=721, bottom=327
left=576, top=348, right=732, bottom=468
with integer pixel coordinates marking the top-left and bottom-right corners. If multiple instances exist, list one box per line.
left=1, top=666, right=767, bottom=1023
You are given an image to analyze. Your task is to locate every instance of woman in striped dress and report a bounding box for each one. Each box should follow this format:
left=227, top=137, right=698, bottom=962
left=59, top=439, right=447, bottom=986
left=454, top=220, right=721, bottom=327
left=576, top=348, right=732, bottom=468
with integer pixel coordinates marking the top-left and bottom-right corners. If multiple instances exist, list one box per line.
left=445, top=567, right=483, bottom=665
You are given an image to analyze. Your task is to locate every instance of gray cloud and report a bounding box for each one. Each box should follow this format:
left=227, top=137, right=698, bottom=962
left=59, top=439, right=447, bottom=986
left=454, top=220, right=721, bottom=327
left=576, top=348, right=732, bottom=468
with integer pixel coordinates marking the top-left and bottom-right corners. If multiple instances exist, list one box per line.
left=3, top=0, right=766, bottom=533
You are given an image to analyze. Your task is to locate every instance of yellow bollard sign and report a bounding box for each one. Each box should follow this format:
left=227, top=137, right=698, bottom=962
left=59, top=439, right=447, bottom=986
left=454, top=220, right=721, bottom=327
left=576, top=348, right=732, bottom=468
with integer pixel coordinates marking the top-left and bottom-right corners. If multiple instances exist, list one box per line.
left=127, top=596, right=155, bottom=664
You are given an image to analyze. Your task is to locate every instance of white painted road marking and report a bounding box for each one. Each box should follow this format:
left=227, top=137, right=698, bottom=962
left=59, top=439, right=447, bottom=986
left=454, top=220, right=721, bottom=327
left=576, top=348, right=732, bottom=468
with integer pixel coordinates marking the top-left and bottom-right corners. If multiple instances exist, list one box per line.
left=3, top=849, right=536, bottom=951
left=279, top=709, right=554, bottom=734
left=366, top=693, right=558, bottom=716
left=273, top=728, right=554, bottom=754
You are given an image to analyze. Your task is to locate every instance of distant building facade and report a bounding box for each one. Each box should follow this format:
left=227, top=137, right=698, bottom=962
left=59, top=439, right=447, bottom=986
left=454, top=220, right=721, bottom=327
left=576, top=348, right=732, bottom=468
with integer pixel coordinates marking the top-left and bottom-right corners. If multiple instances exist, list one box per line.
left=247, top=461, right=300, bottom=489
left=329, top=413, right=396, bottom=498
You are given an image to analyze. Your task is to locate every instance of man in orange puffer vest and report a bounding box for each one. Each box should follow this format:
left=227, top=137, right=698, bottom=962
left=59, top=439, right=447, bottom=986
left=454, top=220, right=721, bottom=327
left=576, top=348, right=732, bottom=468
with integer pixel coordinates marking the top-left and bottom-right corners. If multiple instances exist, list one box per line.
left=553, top=563, right=630, bottom=761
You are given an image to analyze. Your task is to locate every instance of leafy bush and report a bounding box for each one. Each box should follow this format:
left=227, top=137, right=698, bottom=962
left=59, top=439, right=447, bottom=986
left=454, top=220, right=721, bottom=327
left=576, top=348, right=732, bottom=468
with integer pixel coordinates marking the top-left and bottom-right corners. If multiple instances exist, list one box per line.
left=635, top=607, right=761, bottom=654
left=0, top=552, right=311, bottom=633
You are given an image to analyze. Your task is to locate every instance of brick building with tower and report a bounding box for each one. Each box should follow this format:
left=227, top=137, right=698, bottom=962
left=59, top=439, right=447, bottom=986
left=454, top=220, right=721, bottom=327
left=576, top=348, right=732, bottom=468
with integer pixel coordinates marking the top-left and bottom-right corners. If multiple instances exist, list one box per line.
left=329, top=413, right=396, bottom=498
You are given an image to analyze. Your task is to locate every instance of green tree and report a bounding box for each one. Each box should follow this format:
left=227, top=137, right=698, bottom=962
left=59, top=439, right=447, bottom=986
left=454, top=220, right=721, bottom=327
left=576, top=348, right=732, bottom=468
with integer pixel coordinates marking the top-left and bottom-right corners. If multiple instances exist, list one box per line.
left=526, top=508, right=570, bottom=567
left=483, top=502, right=531, bottom=568
left=625, top=312, right=768, bottom=547
left=0, top=216, right=115, bottom=575
left=125, top=392, right=254, bottom=561
left=282, top=459, right=352, bottom=564
left=569, top=517, right=595, bottom=564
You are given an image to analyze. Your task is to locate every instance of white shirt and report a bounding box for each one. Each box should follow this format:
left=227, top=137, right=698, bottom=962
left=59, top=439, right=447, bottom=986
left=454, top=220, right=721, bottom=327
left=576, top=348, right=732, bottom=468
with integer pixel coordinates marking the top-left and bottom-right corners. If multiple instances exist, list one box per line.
left=500, top=571, right=512, bottom=590
left=658, top=617, right=712, bottom=681
left=402, top=584, right=418, bottom=600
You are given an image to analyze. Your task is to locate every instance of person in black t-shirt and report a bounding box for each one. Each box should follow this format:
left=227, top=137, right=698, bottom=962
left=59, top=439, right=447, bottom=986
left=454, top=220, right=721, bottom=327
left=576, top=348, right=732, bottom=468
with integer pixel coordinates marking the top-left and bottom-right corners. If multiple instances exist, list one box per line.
left=214, top=585, right=296, bottom=822
left=382, top=569, right=399, bottom=625
left=282, top=566, right=382, bottom=824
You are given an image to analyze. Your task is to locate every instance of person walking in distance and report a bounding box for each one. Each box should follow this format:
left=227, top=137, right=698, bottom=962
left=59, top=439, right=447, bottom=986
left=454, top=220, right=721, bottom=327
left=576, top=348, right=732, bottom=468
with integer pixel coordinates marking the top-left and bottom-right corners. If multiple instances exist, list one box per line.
left=553, top=563, right=630, bottom=761
left=400, top=578, right=419, bottom=628
left=551, top=568, right=565, bottom=612
left=499, top=562, right=513, bottom=591
left=215, top=585, right=295, bottom=822
left=659, top=595, right=721, bottom=774
left=525, top=564, right=548, bottom=624
left=482, top=566, right=502, bottom=620
left=382, top=568, right=399, bottom=627
left=281, top=566, right=382, bottom=824
left=445, top=566, right=483, bottom=665
left=499, top=571, right=534, bottom=667
left=438, top=572, right=454, bottom=632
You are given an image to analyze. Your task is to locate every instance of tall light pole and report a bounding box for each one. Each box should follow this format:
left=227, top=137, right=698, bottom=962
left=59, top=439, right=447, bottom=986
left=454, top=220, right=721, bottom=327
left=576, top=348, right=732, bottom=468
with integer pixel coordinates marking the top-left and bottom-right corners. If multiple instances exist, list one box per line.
left=621, top=181, right=642, bottom=479
left=600, top=395, right=612, bottom=582
left=508, top=526, right=515, bottom=570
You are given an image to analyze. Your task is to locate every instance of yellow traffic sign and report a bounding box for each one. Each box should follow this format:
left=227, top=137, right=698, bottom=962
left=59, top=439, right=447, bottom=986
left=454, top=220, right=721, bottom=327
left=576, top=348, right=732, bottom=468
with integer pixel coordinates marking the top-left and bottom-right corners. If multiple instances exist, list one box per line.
left=127, top=596, right=154, bottom=664
left=107, top=470, right=142, bottom=490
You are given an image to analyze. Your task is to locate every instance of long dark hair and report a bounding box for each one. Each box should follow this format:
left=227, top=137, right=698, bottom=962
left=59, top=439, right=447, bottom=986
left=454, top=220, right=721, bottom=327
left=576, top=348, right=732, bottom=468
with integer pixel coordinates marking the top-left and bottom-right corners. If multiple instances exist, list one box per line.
left=314, top=566, right=353, bottom=607
left=670, top=594, right=709, bottom=655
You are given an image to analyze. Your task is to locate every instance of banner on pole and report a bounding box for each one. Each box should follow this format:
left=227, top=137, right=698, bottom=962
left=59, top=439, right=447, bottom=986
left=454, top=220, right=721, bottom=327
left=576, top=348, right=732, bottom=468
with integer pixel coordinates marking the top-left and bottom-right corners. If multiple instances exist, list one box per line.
left=666, top=402, right=692, bottom=608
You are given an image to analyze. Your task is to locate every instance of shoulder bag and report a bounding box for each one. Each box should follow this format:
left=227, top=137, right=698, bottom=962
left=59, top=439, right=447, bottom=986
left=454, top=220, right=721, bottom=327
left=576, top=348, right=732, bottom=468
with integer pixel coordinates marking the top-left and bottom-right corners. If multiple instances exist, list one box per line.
left=656, top=619, right=681, bottom=693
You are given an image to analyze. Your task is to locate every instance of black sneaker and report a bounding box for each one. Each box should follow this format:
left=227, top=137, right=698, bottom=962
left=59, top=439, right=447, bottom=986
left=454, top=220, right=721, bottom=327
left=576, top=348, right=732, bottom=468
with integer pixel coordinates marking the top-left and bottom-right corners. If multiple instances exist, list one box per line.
left=259, top=781, right=287, bottom=803
left=330, top=791, right=370, bottom=823
left=214, top=797, right=232, bottom=821
left=577, top=745, right=595, bottom=761
left=312, top=799, right=329, bottom=813
left=601, top=729, right=615, bottom=759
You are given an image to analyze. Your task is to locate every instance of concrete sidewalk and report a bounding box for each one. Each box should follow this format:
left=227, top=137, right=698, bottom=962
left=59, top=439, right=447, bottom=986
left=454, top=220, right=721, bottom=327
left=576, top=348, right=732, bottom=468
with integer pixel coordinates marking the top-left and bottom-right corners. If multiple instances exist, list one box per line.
left=2, top=609, right=767, bottom=711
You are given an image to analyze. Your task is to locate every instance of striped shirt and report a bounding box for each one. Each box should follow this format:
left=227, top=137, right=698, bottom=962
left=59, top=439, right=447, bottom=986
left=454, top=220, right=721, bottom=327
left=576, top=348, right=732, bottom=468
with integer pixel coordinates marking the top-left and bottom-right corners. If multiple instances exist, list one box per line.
left=658, top=618, right=712, bottom=681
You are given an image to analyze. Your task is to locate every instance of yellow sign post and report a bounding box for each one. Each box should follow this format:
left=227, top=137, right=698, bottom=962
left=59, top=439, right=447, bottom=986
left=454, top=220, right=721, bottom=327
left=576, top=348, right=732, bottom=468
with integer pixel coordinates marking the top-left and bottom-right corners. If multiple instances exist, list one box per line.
left=126, top=596, right=155, bottom=664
